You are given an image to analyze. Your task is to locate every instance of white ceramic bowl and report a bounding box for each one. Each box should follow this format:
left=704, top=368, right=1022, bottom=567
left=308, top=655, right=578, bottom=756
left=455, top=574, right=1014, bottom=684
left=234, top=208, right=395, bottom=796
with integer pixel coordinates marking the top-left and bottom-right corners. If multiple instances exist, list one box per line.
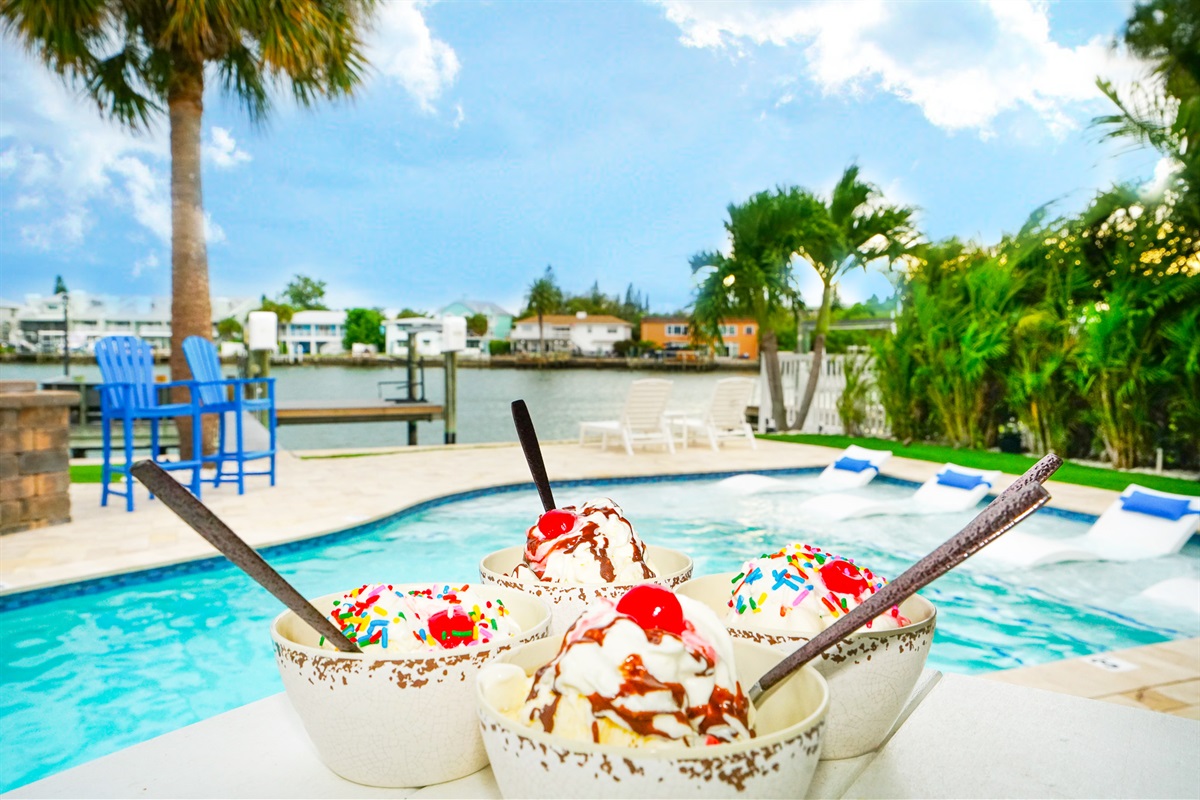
left=677, top=573, right=936, bottom=760
left=271, top=584, right=552, bottom=788
left=478, top=544, right=693, bottom=635
left=477, top=635, right=829, bottom=799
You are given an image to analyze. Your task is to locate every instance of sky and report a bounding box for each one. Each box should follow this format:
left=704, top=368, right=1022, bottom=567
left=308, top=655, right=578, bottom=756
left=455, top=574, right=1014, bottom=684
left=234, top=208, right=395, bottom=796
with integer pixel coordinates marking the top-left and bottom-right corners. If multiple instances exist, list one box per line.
left=0, top=0, right=1163, bottom=316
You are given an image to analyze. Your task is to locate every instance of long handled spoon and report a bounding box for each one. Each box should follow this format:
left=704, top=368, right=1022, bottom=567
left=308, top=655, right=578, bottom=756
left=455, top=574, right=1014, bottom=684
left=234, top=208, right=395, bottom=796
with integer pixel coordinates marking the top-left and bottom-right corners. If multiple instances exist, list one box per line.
left=131, top=460, right=362, bottom=653
left=512, top=399, right=555, bottom=512
left=748, top=454, right=1063, bottom=703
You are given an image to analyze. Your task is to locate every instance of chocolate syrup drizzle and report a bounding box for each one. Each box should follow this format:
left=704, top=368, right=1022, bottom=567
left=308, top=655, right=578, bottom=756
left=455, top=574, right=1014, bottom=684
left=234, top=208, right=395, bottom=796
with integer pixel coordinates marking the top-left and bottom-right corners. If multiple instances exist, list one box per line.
left=516, top=503, right=655, bottom=582
left=523, top=616, right=752, bottom=744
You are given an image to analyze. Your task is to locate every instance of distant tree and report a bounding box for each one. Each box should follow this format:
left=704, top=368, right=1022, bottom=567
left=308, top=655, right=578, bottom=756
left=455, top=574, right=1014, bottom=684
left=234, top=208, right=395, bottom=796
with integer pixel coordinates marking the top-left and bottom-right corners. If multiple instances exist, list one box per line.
left=1, top=0, right=377, bottom=457
left=691, top=190, right=825, bottom=427
left=394, top=307, right=429, bottom=319
left=283, top=275, right=329, bottom=310
left=790, top=165, right=917, bottom=431
left=257, top=296, right=295, bottom=326
left=1094, top=0, right=1200, bottom=226
left=524, top=266, right=565, bottom=354
left=343, top=308, right=385, bottom=350
left=465, top=312, right=489, bottom=337
left=216, top=317, right=243, bottom=341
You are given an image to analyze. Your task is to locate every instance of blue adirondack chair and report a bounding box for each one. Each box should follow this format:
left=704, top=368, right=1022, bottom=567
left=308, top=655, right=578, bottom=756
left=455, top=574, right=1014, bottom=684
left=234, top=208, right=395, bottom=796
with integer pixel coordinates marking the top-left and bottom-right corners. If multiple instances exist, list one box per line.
left=95, top=335, right=205, bottom=511
left=182, top=336, right=277, bottom=494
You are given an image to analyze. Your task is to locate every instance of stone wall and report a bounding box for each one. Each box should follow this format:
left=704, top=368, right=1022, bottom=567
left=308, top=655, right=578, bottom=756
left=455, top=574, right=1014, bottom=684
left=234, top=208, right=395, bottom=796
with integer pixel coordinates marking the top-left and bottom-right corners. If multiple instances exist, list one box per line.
left=0, top=380, right=78, bottom=534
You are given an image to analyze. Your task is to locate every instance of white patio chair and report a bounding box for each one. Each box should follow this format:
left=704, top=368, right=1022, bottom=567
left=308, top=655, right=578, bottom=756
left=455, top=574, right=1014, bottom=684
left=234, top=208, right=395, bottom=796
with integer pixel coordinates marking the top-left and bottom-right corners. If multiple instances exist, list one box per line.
left=981, top=484, right=1200, bottom=567
left=813, top=444, right=893, bottom=490
left=578, top=379, right=675, bottom=455
left=671, top=377, right=757, bottom=451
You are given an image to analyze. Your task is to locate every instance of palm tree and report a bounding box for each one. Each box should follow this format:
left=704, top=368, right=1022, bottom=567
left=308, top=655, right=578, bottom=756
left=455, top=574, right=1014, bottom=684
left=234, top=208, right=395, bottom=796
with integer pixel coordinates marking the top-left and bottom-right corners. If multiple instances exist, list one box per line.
left=3, top=0, right=377, bottom=453
left=691, top=189, right=832, bottom=430
left=791, top=165, right=917, bottom=431
left=524, top=266, right=564, bottom=354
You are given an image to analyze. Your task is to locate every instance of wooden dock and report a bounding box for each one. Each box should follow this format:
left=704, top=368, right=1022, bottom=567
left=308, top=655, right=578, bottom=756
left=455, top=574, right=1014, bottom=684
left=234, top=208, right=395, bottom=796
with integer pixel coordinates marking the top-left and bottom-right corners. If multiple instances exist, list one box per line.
left=275, top=400, right=443, bottom=426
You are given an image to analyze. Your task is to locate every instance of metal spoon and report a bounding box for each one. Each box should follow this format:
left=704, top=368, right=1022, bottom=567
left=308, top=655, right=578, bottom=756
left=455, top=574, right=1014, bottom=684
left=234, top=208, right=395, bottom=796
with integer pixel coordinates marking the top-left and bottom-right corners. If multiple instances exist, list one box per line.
left=131, top=460, right=362, bottom=653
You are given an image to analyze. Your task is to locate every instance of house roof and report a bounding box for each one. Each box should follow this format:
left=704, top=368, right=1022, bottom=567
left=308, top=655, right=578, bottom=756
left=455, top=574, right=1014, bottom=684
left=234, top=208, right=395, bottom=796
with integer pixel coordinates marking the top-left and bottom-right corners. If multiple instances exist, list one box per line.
left=513, top=314, right=631, bottom=326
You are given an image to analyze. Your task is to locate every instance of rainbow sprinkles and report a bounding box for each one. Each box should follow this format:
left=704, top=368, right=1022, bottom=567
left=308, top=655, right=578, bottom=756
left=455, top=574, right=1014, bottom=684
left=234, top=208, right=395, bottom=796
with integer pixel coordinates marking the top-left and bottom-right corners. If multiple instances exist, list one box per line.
left=322, top=582, right=520, bottom=653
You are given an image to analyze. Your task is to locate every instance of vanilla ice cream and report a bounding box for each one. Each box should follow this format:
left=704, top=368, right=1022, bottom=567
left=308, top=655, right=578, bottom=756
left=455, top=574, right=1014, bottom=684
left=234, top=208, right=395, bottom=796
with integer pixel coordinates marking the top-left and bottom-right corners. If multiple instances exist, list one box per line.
left=513, top=498, right=657, bottom=583
left=324, top=583, right=522, bottom=653
left=511, top=584, right=753, bottom=746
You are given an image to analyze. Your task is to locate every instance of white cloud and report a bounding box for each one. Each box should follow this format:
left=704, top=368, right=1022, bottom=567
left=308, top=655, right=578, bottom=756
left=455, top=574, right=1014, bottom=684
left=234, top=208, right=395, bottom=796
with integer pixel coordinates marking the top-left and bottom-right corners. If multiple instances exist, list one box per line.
left=0, top=45, right=235, bottom=256
left=655, top=0, right=1141, bottom=137
left=203, top=127, right=251, bottom=168
left=366, top=1, right=460, bottom=112
left=132, top=252, right=160, bottom=277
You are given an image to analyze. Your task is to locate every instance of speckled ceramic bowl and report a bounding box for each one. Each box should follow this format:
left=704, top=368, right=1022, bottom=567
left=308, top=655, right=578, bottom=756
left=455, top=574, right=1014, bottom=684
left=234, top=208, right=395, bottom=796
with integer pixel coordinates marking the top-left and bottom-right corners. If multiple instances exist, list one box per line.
left=477, top=635, right=829, bottom=799
left=678, top=573, right=936, bottom=759
left=478, top=544, right=693, bottom=636
left=271, top=585, right=552, bottom=788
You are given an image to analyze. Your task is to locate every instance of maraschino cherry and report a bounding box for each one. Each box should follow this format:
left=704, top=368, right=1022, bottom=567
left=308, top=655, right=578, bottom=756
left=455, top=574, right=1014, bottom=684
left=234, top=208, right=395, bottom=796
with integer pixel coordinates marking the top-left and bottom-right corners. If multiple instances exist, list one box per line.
left=819, top=559, right=869, bottom=597
left=537, top=509, right=576, bottom=538
left=616, top=584, right=685, bottom=635
left=427, top=609, right=476, bottom=648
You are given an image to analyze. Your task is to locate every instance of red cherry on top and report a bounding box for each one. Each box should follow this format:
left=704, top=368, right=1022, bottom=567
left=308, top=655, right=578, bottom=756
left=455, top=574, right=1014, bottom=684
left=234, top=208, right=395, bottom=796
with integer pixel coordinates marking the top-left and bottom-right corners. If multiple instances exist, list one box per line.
left=537, top=509, right=577, bottom=538
left=616, top=585, right=685, bottom=635
left=819, top=559, right=869, bottom=597
left=427, top=609, right=475, bottom=649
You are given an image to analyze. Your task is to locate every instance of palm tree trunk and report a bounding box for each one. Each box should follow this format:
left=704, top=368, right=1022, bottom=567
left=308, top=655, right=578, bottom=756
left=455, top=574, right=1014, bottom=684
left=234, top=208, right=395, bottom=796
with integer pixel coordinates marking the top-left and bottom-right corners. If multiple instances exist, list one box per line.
left=538, top=313, right=545, bottom=355
left=168, top=63, right=215, bottom=460
left=761, top=329, right=787, bottom=433
left=793, top=281, right=833, bottom=431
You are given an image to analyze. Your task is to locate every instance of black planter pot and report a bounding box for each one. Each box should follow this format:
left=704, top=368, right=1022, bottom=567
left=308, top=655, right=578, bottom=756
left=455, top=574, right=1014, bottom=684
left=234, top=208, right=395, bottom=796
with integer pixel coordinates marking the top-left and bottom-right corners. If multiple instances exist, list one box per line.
left=998, top=432, right=1023, bottom=454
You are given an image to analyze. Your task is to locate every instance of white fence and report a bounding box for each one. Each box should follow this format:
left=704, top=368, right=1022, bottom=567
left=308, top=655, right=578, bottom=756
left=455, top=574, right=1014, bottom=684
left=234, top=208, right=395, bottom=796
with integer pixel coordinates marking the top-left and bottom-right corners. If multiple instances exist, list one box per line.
left=756, top=352, right=890, bottom=436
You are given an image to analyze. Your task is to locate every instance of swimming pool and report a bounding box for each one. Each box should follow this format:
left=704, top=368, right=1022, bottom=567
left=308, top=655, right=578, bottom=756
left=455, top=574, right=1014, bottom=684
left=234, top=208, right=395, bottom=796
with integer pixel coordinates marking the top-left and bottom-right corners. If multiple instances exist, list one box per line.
left=1, top=470, right=1196, bottom=792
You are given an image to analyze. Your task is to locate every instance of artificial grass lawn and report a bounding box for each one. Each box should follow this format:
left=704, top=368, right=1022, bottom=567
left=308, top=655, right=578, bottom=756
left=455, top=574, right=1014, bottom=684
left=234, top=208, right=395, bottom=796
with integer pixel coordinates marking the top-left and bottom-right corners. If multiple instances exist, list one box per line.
left=69, top=464, right=116, bottom=483
left=761, top=433, right=1200, bottom=496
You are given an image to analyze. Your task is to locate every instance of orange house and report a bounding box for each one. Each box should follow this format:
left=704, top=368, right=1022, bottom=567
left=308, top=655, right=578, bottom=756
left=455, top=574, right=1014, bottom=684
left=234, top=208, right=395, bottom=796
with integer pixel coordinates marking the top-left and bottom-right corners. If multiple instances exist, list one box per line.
left=640, top=317, right=759, bottom=360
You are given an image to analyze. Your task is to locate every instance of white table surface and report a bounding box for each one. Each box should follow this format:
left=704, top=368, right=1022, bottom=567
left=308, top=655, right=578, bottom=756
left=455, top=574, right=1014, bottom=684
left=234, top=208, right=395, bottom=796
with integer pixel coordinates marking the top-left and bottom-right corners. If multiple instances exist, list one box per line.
left=7, top=672, right=1198, bottom=799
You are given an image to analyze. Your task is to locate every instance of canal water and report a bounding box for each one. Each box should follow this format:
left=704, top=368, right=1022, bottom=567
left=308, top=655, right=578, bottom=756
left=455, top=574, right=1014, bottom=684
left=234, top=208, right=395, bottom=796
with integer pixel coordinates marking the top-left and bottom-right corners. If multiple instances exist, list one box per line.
left=1, top=362, right=753, bottom=450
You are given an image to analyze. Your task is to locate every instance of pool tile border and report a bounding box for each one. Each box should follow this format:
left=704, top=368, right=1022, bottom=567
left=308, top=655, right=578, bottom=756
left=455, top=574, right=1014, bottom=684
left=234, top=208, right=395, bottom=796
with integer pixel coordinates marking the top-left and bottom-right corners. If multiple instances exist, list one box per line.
left=0, top=468, right=1098, bottom=611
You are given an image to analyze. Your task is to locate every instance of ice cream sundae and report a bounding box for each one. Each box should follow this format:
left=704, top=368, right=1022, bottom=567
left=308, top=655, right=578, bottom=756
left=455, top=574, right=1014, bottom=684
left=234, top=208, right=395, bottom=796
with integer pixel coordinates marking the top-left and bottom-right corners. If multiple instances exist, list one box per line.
left=513, top=497, right=657, bottom=583
left=323, top=582, right=522, bottom=653
left=510, top=584, right=753, bottom=747
left=726, top=543, right=909, bottom=633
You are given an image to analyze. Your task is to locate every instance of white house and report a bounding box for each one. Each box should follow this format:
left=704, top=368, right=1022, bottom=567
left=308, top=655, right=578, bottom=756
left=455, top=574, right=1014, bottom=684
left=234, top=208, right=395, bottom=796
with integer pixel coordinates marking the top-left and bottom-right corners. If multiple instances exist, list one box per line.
left=10, top=293, right=255, bottom=354
left=280, top=310, right=346, bottom=355
left=509, top=312, right=633, bottom=356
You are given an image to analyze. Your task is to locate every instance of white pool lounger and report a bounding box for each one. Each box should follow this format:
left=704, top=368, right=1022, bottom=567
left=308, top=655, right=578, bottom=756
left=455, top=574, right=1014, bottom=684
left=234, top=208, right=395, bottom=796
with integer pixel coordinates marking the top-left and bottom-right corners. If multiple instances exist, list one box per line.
left=981, top=484, right=1200, bottom=568
left=1138, top=577, right=1200, bottom=616
left=716, top=446, right=895, bottom=496
left=813, top=445, right=893, bottom=490
left=799, top=463, right=1001, bottom=521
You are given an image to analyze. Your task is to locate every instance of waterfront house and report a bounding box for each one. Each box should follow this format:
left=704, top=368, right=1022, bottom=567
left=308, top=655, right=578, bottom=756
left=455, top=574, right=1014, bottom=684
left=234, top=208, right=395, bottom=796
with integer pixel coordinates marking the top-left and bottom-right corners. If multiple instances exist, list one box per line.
left=0, top=298, right=18, bottom=345
left=279, top=310, right=347, bottom=355
left=509, top=312, right=633, bottom=355
left=437, top=300, right=513, bottom=353
left=11, top=293, right=256, bottom=354
left=641, top=316, right=759, bottom=360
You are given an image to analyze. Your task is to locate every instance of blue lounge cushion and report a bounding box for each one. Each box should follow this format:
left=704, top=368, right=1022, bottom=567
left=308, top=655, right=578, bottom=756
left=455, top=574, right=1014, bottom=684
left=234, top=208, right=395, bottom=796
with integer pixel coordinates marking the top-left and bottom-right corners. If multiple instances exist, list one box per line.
left=833, top=456, right=875, bottom=473
left=935, top=468, right=988, bottom=490
left=1120, top=490, right=1197, bottom=521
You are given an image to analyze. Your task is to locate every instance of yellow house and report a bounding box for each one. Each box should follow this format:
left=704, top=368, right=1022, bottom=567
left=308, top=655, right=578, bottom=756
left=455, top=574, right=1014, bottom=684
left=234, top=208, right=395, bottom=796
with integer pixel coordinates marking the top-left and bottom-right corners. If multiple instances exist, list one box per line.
left=640, top=317, right=759, bottom=360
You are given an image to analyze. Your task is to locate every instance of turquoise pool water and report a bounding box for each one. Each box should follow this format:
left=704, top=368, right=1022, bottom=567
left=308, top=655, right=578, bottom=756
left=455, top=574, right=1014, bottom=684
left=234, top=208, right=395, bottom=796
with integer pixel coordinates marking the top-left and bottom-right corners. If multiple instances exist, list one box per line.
left=2, top=472, right=1197, bottom=792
